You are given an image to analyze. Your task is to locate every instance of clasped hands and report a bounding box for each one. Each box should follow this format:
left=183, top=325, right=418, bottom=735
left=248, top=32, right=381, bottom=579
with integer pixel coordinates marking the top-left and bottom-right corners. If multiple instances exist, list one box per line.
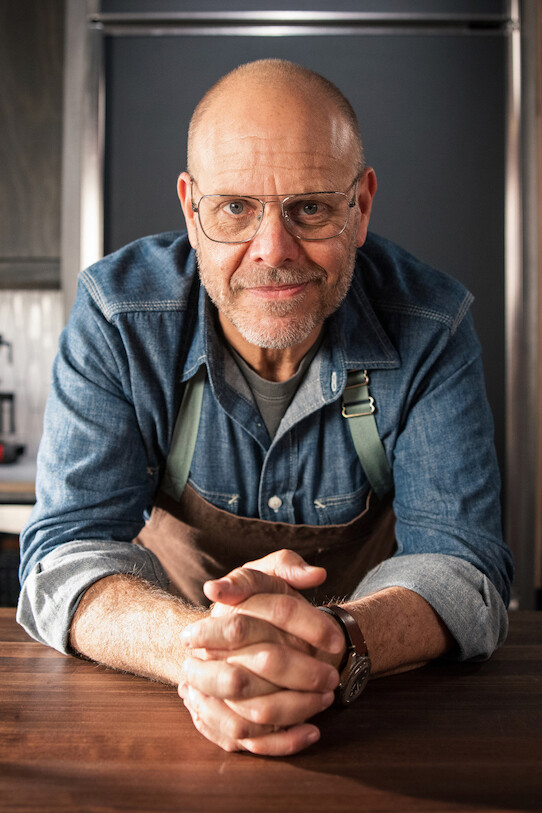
left=178, top=550, right=346, bottom=756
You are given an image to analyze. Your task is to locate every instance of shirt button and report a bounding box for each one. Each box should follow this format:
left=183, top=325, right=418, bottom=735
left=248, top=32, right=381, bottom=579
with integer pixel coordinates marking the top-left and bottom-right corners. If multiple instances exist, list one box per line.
left=268, top=495, right=282, bottom=511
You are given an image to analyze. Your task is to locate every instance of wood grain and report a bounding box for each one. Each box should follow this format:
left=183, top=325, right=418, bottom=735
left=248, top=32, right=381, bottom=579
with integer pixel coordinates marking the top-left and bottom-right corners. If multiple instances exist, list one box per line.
left=0, top=609, right=541, bottom=812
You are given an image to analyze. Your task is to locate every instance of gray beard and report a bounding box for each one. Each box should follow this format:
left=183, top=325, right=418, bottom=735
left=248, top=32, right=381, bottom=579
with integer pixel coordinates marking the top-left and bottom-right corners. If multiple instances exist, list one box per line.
left=196, top=250, right=355, bottom=350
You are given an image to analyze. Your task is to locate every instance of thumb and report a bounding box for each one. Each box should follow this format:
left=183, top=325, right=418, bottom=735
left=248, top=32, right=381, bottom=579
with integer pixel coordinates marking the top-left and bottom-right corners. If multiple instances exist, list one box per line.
left=203, top=550, right=326, bottom=606
left=244, top=549, right=327, bottom=590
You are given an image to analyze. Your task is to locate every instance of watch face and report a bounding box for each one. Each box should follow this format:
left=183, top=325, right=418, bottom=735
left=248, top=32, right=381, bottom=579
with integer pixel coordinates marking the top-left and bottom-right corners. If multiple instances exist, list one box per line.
left=341, top=655, right=371, bottom=705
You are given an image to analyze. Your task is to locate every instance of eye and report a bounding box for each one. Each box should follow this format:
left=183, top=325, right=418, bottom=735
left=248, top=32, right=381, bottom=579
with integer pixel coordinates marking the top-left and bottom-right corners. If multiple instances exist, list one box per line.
left=225, top=200, right=245, bottom=216
left=302, top=202, right=319, bottom=216
left=287, top=197, right=330, bottom=223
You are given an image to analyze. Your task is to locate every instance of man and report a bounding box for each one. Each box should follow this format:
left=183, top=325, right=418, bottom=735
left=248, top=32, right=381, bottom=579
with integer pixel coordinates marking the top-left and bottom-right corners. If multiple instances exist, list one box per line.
left=18, top=60, right=513, bottom=756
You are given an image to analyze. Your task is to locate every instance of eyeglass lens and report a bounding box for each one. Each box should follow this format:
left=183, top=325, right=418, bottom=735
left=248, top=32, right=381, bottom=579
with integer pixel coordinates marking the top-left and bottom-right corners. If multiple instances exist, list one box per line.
left=197, top=193, right=351, bottom=243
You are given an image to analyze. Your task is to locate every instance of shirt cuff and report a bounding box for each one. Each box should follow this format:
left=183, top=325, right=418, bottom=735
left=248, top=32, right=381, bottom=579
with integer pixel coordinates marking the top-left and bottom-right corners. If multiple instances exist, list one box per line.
left=16, top=540, right=169, bottom=655
left=350, top=553, right=509, bottom=661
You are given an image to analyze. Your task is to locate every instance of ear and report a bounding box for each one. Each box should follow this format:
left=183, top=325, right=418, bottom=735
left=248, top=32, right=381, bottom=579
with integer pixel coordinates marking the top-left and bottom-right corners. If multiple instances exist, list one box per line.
left=355, top=167, right=377, bottom=247
left=177, top=171, right=199, bottom=250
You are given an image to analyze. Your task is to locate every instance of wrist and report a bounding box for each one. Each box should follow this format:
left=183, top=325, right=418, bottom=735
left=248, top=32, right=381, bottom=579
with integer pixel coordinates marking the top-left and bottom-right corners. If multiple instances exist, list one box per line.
left=318, top=604, right=372, bottom=705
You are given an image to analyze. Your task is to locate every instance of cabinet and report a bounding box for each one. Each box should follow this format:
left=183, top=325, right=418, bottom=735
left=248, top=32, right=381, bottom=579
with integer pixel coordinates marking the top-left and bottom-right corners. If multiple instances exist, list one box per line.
left=0, top=0, right=64, bottom=289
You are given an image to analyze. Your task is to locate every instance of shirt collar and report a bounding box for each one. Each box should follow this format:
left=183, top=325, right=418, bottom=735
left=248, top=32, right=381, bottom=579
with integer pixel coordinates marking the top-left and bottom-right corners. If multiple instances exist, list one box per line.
left=327, top=259, right=400, bottom=372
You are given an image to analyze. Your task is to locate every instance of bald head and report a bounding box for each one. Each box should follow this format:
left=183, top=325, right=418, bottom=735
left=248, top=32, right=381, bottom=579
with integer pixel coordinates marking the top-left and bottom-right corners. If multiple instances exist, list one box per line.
left=187, top=59, right=364, bottom=181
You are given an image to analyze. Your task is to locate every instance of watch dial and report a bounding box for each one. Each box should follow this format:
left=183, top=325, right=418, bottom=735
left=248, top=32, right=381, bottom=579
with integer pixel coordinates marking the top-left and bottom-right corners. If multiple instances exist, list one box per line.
left=344, top=658, right=371, bottom=704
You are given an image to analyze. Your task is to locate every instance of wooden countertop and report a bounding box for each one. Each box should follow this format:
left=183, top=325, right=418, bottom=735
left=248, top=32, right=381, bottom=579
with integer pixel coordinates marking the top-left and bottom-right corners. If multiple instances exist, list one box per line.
left=1, top=609, right=541, bottom=812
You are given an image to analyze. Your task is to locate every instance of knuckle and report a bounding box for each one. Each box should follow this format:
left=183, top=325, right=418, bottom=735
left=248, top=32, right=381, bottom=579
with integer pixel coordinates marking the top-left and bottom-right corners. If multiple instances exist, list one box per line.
left=253, top=705, right=274, bottom=726
left=275, top=548, right=295, bottom=567
left=255, top=646, right=280, bottom=675
left=226, top=566, right=247, bottom=589
left=223, top=613, right=248, bottom=645
left=231, top=566, right=269, bottom=595
left=229, top=566, right=247, bottom=581
left=306, top=667, right=328, bottom=692
left=239, top=564, right=261, bottom=583
left=224, top=665, right=250, bottom=698
left=229, top=718, right=252, bottom=740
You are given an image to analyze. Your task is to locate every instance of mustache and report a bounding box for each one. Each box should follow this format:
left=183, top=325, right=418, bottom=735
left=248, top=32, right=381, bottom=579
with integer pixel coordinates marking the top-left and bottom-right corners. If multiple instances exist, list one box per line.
left=230, top=264, right=327, bottom=292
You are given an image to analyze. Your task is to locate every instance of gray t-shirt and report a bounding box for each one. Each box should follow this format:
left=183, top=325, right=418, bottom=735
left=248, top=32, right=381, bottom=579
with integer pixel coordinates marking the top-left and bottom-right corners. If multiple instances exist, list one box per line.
left=229, top=333, right=324, bottom=438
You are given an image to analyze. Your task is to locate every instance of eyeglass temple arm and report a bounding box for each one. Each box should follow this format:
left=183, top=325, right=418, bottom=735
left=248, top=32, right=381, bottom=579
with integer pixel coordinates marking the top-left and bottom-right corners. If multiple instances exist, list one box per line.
left=189, top=176, right=199, bottom=212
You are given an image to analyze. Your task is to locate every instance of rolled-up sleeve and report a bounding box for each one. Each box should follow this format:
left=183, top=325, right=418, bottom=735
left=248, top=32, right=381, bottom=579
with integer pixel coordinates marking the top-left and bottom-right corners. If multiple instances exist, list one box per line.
left=17, top=540, right=169, bottom=654
left=352, top=553, right=508, bottom=661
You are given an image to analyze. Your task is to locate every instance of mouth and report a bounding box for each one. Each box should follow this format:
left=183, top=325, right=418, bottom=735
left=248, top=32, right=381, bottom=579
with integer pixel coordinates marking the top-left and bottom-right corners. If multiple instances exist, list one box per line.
left=243, top=282, right=309, bottom=300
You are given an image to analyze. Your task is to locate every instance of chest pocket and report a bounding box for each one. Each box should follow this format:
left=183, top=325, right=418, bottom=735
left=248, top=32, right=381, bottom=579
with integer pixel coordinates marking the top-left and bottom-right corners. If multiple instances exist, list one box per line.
left=313, top=482, right=372, bottom=526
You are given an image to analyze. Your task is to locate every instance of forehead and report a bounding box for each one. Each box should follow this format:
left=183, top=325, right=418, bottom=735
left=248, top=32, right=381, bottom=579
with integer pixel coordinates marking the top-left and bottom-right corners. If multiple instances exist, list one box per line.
left=191, top=88, right=357, bottom=192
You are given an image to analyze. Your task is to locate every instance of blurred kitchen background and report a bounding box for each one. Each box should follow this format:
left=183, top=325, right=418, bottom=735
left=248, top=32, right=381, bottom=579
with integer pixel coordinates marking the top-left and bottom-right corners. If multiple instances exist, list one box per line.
left=1, top=0, right=541, bottom=609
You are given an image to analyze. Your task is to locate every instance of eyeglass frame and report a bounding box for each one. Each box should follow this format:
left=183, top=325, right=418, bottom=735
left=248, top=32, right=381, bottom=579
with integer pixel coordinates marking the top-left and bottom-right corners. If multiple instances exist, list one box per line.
left=189, top=176, right=361, bottom=244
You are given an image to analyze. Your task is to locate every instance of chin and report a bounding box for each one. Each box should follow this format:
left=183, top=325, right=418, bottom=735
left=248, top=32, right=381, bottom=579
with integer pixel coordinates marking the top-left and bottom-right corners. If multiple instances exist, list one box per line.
left=234, top=315, right=320, bottom=350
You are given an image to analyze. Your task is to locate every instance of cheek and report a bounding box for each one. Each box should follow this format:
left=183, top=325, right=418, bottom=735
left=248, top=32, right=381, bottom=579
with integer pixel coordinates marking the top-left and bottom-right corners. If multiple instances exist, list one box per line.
left=305, top=241, right=353, bottom=284
left=198, top=243, right=247, bottom=288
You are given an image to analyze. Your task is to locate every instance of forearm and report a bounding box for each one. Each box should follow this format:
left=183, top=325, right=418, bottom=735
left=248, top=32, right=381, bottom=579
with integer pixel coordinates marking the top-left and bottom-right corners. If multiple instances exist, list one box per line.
left=339, top=585, right=454, bottom=676
left=70, top=574, right=207, bottom=685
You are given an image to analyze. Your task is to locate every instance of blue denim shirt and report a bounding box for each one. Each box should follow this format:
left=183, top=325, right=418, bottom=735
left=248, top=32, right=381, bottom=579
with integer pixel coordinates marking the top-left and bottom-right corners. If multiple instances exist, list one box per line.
left=17, top=232, right=513, bottom=659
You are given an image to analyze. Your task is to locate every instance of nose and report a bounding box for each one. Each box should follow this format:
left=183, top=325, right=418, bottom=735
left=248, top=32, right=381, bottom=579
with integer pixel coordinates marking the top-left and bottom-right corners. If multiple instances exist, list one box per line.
left=246, top=201, right=301, bottom=267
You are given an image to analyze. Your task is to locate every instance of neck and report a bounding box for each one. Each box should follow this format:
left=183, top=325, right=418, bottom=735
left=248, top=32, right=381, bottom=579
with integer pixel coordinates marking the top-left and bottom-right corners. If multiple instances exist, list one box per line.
left=218, top=313, right=322, bottom=382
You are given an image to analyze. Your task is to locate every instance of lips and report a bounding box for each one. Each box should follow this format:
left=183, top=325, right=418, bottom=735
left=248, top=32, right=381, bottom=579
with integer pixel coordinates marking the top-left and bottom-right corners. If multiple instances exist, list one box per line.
left=244, top=282, right=308, bottom=299
left=230, top=265, right=326, bottom=294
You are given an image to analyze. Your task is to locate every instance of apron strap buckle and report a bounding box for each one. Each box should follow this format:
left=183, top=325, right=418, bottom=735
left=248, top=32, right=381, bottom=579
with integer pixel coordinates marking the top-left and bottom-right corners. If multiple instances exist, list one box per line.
left=341, top=370, right=375, bottom=418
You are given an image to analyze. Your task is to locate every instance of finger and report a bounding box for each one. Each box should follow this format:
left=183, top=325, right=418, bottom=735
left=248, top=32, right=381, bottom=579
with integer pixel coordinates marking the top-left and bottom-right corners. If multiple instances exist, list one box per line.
left=238, top=724, right=321, bottom=756
left=181, top=685, right=274, bottom=750
left=226, top=644, right=339, bottom=693
left=225, top=688, right=335, bottom=728
left=235, top=594, right=344, bottom=654
left=182, top=687, right=320, bottom=756
left=204, top=549, right=326, bottom=604
left=203, top=567, right=298, bottom=605
left=243, top=549, right=327, bottom=590
left=181, top=656, right=277, bottom=699
left=180, top=611, right=312, bottom=655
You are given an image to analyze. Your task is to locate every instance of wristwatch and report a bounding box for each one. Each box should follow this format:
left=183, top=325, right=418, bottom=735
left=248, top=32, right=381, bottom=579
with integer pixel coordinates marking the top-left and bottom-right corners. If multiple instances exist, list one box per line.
left=319, top=604, right=371, bottom=706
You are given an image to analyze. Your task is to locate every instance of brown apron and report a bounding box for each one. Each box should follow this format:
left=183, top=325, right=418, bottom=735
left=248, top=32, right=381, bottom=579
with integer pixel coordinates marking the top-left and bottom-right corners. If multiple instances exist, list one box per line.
left=135, top=483, right=396, bottom=606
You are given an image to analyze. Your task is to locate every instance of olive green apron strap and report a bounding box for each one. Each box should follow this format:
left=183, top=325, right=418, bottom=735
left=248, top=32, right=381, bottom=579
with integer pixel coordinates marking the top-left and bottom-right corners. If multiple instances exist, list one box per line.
left=342, top=370, right=393, bottom=498
left=161, top=365, right=206, bottom=502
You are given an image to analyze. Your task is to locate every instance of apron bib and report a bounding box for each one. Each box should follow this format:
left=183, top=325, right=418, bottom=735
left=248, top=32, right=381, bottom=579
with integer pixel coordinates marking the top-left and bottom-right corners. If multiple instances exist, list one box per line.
left=135, top=483, right=396, bottom=606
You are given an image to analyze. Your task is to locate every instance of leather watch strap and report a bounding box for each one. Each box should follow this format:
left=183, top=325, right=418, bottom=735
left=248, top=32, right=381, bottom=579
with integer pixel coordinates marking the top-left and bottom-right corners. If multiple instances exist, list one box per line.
left=324, top=604, right=369, bottom=657
left=319, top=604, right=371, bottom=706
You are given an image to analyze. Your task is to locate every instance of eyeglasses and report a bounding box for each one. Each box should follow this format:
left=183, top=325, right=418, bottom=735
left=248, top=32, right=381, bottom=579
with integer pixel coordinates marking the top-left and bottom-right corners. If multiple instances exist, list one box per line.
left=190, top=177, right=359, bottom=244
